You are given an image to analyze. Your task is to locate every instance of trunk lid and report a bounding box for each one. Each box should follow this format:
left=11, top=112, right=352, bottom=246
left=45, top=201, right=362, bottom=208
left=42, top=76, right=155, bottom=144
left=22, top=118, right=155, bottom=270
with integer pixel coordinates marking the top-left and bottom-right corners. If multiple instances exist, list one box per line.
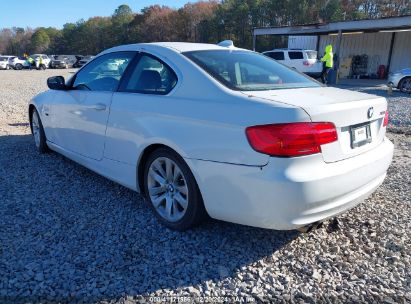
left=244, top=87, right=387, bottom=163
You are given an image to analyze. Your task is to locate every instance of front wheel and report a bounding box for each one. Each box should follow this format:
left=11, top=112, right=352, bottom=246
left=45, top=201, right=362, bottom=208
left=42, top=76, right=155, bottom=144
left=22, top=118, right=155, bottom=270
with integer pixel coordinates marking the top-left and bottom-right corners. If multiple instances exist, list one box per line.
left=30, top=109, right=49, bottom=153
left=15, top=63, right=23, bottom=70
left=143, top=148, right=207, bottom=231
left=6, top=64, right=9, bottom=70
left=399, top=77, right=411, bottom=94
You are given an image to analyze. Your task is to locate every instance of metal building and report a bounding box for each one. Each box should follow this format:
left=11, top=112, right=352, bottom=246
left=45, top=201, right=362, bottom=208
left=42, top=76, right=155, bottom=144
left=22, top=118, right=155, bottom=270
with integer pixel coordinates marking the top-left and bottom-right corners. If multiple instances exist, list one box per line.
left=253, top=15, right=411, bottom=78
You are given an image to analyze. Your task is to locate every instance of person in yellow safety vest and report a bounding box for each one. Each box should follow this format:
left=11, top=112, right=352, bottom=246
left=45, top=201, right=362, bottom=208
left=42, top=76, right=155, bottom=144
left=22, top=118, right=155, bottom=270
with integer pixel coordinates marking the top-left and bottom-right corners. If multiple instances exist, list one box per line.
left=320, top=44, right=333, bottom=84
left=37, top=56, right=43, bottom=70
left=27, top=56, right=35, bottom=70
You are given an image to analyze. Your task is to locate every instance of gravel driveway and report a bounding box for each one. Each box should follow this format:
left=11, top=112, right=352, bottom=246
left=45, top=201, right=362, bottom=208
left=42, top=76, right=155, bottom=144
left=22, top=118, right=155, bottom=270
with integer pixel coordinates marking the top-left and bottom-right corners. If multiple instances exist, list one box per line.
left=0, top=70, right=410, bottom=303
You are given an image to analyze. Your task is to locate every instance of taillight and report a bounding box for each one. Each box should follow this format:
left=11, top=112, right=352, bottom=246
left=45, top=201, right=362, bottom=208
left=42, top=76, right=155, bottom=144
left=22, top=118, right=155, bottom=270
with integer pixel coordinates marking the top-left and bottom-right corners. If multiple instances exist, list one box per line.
left=303, top=61, right=311, bottom=66
left=245, top=122, right=338, bottom=157
left=383, top=110, right=389, bottom=127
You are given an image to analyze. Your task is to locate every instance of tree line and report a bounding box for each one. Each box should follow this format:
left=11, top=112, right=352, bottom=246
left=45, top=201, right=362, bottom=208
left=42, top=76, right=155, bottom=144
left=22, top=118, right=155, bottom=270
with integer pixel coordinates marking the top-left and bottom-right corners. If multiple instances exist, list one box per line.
left=0, top=0, right=410, bottom=56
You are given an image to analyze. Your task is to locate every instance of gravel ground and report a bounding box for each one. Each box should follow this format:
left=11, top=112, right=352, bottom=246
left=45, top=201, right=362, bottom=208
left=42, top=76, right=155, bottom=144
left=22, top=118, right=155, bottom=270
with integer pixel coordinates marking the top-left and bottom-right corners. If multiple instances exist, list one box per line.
left=0, top=70, right=410, bottom=303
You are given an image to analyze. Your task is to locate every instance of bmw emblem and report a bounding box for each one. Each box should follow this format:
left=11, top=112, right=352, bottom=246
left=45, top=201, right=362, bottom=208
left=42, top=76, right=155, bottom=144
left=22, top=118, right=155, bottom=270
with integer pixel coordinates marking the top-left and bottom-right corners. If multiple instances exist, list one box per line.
left=367, top=107, right=374, bottom=119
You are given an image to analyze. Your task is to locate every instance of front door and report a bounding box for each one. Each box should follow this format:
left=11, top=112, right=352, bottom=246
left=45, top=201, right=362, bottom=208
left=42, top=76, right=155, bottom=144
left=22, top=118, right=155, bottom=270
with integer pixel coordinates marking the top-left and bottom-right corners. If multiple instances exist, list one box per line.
left=50, top=51, right=136, bottom=160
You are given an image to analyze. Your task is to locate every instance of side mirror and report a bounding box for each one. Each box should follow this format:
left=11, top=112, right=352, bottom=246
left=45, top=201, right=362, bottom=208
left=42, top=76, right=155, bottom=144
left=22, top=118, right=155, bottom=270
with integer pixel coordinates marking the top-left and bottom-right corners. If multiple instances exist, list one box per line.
left=47, top=76, right=67, bottom=90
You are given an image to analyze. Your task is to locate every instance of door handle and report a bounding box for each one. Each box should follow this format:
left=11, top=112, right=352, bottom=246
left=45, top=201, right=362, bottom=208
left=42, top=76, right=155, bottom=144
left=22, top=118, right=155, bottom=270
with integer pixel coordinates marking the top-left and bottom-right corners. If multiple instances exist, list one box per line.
left=89, top=103, right=107, bottom=111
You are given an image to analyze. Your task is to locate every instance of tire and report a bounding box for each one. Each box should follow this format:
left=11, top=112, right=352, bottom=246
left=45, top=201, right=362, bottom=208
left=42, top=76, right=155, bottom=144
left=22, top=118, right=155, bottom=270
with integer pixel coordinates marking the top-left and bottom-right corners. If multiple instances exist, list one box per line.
left=30, top=109, right=49, bottom=153
left=399, top=77, right=411, bottom=94
left=6, top=64, right=9, bottom=70
left=15, top=63, right=23, bottom=70
left=143, top=147, right=207, bottom=231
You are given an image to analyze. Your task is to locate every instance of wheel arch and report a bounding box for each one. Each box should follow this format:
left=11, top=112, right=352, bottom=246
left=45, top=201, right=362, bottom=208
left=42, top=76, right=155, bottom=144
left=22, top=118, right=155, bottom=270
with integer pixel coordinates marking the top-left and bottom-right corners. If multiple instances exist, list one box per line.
left=28, top=104, right=36, bottom=134
left=136, top=143, right=204, bottom=204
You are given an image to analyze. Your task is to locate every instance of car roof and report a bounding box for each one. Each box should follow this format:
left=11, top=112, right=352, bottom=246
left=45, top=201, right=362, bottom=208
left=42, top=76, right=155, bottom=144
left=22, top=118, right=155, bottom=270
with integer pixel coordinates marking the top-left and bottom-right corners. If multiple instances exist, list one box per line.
left=102, top=42, right=248, bottom=55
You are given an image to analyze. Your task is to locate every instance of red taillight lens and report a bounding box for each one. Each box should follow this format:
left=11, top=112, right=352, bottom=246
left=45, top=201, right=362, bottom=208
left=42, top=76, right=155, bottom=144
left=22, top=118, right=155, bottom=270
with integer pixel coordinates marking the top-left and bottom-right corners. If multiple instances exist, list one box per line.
left=303, top=60, right=310, bottom=66
left=245, top=122, right=338, bottom=157
left=383, top=110, right=389, bottom=127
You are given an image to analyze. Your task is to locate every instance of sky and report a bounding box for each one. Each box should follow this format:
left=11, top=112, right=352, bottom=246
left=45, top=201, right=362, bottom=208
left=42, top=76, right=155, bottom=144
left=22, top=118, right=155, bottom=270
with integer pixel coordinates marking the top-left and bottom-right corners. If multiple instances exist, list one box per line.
left=0, top=0, right=196, bottom=29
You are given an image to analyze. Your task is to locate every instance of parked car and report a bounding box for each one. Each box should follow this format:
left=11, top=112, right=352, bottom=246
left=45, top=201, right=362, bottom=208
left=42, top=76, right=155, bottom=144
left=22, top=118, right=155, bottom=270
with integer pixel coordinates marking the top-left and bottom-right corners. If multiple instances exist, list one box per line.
left=29, top=42, right=393, bottom=231
left=72, top=55, right=84, bottom=68
left=9, top=56, right=27, bottom=70
left=50, top=55, right=77, bottom=69
left=263, top=48, right=323, bottom=78
left=0, top=56, right=14, bottom=70
left=74, top=55, right=94, bottom=68
left=388, top=68, right=411, bottom=93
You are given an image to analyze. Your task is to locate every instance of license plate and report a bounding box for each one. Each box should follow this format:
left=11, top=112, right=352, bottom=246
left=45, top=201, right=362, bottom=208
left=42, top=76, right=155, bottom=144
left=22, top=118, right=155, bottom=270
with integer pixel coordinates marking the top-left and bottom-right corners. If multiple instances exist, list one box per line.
left=350, top=123, right=372, bottom=148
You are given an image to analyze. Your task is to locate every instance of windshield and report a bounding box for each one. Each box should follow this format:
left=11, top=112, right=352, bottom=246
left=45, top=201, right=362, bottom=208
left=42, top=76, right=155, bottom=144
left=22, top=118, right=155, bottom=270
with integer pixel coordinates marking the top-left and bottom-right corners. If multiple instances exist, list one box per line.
left=184, top=50, right=320, bottom=91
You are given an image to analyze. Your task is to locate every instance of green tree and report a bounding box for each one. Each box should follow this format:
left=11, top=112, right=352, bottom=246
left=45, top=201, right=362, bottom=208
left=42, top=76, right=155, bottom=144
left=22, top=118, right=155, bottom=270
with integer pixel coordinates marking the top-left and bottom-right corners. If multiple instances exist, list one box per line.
left=30, top=28, right=50, bottom=53
left=112, top=4, right=134, bottom=44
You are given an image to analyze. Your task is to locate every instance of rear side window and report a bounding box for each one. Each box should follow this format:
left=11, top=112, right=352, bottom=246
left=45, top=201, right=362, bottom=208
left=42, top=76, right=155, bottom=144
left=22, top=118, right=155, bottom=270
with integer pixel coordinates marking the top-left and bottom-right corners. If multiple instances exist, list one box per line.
left=288, top=51, right=304, bottom=60
left=267, top=52, right=284, bottom=61
left=271, top=52, right=284, bottom=60
left=120, top=54, right=177, bottom=95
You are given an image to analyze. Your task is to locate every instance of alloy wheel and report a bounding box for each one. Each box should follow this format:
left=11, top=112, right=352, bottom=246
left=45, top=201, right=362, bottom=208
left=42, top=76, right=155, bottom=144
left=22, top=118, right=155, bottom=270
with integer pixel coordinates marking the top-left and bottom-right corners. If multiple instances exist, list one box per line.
left=147, top=157, right=189, bottom=222
left=401, top=78, right=411, bottom=93
left=32, top=111, right=41, bottom=148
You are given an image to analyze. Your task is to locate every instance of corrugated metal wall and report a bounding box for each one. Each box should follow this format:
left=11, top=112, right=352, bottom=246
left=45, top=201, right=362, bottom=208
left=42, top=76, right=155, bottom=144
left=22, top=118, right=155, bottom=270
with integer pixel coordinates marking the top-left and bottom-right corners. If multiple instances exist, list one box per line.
left=288, top=36, right=317, bottom=49
left=390, top=31, right=411, bottom=72
left=319, top=32, right=393, bottom=75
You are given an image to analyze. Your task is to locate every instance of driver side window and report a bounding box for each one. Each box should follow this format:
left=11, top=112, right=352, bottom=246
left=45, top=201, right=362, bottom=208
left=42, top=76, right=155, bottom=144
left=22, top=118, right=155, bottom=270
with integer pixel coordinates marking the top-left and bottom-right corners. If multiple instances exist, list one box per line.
left=72, top=52, right=135, bottom=92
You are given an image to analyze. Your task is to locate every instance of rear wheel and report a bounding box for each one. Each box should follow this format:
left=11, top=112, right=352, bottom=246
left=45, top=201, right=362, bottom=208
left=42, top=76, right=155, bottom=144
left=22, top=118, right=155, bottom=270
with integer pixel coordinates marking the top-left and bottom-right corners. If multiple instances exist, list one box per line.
left=30, top=109, right=49, bottom=153
left=143, top=148, right=207, bottom=231
left=399, top=77, right=411, bottom=94
left=6, top=64, right=9, bottom=70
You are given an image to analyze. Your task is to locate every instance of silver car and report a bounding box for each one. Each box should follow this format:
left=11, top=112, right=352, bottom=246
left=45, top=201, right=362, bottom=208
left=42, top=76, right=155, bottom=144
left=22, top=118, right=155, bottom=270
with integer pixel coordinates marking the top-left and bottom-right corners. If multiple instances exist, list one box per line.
left=388, top=68, right=411, bottom=93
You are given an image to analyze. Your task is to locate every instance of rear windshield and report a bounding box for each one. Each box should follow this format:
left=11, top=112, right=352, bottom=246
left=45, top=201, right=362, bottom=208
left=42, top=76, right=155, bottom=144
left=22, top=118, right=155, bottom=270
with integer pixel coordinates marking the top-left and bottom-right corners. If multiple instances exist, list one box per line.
left=306, top=51, right=318, bottom=59
left=184, top=50, right=320, bottom=91
left=0, top=57, right=8, bottom=61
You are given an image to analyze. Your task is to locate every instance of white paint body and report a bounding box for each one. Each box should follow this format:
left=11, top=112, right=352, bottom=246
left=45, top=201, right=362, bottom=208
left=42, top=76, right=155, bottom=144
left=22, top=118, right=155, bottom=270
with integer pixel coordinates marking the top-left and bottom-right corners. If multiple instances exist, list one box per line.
left=29, top=42, right=393, bottom=230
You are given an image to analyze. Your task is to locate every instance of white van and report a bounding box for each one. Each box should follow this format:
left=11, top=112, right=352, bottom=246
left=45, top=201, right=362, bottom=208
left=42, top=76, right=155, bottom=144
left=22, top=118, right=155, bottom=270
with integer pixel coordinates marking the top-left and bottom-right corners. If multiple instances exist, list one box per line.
left=263, top=49, right=323, bottom=78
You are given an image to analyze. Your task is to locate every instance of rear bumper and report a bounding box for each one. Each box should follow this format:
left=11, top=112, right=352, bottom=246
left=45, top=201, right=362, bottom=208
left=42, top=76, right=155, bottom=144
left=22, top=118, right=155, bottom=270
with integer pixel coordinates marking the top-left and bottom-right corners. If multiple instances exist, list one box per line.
left=51, top=63, right=67, bottom=68
left=305, top=72, right=322, bottom=78
left=188, top=137, right=393, bottom=230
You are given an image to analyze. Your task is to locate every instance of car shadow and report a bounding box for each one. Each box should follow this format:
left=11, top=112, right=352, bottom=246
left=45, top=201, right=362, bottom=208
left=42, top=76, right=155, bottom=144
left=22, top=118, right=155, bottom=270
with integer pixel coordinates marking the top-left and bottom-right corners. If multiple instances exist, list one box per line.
left=0, top=134, right=298, bottom=303
left=8, top=122, right=30, bottom=127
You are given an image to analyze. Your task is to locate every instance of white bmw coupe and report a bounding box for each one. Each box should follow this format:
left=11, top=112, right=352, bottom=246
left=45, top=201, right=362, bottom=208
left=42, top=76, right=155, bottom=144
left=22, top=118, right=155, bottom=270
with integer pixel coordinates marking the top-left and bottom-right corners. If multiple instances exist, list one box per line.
left=29, top=41, right=393, bottom=231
